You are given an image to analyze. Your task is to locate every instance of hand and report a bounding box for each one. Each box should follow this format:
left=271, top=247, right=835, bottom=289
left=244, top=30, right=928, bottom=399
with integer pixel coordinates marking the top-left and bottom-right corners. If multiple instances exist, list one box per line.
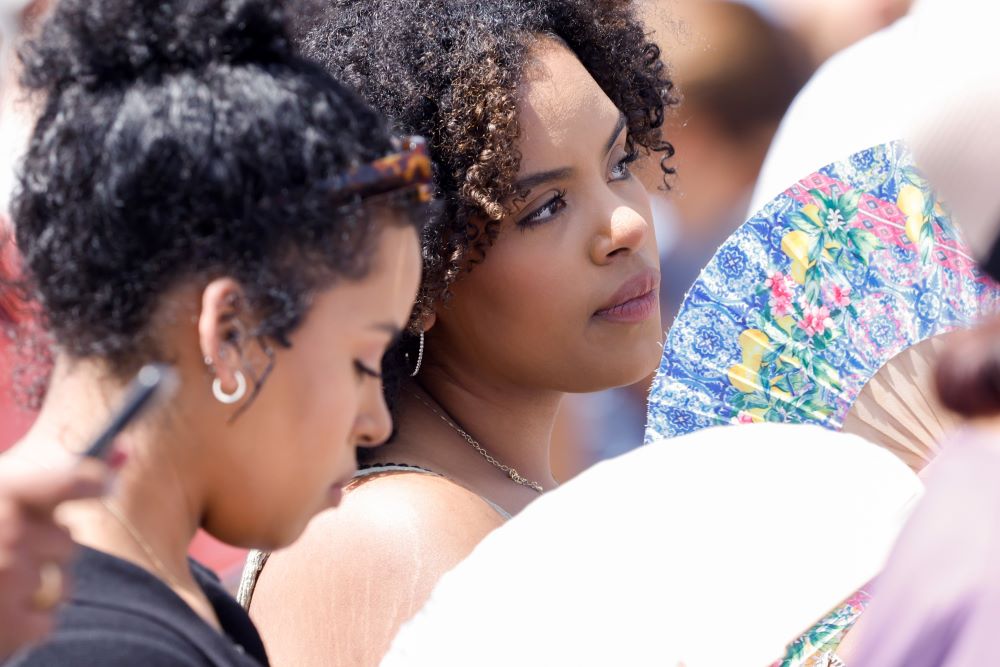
left=0, top=459, right=107, bottom=658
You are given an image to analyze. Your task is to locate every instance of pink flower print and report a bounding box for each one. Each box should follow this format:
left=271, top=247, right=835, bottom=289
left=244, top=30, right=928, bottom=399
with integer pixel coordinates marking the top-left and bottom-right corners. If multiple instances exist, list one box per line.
left=765, top=271, right=793, bottom=300
left=766, top=272, right=795, bottom=316
left=798, top=304, right=833, bottom=337
left=824, top=283, right=852, bottom=309
left=771, top=296, right=793, bottom=318
left=735, top=411, right=755, bottom=425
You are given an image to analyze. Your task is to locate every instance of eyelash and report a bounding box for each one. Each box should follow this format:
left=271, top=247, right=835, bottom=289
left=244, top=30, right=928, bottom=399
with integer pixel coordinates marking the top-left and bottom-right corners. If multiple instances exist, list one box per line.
left=515, top=151, right=638, bottom=230
left=354, top=360, right=382, bottom=380
left=610, top=151, right=639, bottom=181
left=517, top=189, right=567, bottom=229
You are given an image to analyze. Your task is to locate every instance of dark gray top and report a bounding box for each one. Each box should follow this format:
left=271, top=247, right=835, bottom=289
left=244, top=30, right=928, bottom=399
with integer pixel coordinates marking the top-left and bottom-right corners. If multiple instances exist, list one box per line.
left=5, top=545, right=267, bottom=667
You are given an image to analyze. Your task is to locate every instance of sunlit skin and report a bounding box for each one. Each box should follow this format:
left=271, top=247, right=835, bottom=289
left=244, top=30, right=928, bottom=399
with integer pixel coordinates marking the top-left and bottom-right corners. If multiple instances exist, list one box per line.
left=6, top=221, right=420, bottom=631
left=250, top=37, right=664, bottom=667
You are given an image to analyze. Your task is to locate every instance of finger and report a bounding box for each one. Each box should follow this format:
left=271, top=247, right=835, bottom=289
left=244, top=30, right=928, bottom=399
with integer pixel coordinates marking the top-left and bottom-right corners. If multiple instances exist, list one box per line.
left=10, top=610, right=56, bottom=646
left=4, top=462, right=108, bottom=514
left=0, top=554, right=43, bottom=606
left=20, top=521, right=76, bottom=564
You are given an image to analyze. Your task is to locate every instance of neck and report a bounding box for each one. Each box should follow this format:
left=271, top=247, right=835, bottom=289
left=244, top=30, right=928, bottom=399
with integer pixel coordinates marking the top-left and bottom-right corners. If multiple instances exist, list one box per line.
left=404, top=357, right=562, bottom=493
left=9, top=356, right=206, bottom=599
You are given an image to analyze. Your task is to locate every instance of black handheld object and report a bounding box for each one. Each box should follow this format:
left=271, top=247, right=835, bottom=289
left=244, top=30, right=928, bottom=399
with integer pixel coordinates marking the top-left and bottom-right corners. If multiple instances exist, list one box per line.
left=81, top=364, right=177, bottom=460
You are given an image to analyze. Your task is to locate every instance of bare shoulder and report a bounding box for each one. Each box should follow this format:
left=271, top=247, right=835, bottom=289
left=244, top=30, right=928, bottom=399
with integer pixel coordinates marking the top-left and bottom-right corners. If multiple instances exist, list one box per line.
left=248, top=472, right=505, bottom=667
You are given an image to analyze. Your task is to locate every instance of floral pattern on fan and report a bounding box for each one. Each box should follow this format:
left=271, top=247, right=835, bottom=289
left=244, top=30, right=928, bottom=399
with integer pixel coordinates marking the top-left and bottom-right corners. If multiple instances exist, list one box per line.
left=646, top=141, right=1000, bottom=442
left=773, top=590, right=872, bottom=667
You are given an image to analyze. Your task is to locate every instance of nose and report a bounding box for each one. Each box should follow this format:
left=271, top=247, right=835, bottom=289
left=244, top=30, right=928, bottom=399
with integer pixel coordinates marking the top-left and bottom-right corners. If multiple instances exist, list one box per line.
left=354, top=381, right=393, bottom=449
left=590, top=202, right=652, bottom=265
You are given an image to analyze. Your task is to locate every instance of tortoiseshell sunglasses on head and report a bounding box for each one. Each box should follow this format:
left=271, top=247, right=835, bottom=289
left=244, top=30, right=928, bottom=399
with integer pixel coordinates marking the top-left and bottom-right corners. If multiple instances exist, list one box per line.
left=322, top=136, right=434, bottom=205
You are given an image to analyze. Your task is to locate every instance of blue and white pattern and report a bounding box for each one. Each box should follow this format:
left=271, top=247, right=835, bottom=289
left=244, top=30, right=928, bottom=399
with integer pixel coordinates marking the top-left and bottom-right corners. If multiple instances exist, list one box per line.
left=646, top=142, right=1000, bottom=443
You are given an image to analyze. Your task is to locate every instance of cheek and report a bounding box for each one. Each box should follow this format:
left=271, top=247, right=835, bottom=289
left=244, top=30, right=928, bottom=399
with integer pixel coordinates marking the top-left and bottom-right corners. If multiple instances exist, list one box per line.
left=256, top=344, right=360, bottom=475
left=288, top=354, right=357, bottom=443
left=459, top=231, right=586, bottom=333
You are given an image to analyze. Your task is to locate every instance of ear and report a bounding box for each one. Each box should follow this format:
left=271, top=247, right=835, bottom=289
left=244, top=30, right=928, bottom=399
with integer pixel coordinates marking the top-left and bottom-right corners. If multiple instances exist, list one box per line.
left=198, top=278, right=250, bottom=388
left=420, top=310, right=437, bottom=334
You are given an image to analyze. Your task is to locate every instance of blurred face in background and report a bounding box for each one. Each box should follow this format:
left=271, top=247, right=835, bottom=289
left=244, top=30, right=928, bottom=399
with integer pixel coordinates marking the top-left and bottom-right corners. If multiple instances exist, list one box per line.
left=753, top=0, right=912, bottom=65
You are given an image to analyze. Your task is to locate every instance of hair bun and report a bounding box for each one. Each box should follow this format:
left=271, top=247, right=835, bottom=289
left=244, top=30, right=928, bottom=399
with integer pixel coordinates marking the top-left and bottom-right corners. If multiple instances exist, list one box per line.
left=23, top=0, right=290, bottom=92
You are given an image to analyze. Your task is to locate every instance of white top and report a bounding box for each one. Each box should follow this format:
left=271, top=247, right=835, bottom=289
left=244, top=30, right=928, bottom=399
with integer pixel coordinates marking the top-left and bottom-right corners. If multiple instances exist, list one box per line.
left=747, top=0, right=995, bottom=218
left=382, top=423, right=923, bottom=667
left=748, top=14, right=918, bottom=215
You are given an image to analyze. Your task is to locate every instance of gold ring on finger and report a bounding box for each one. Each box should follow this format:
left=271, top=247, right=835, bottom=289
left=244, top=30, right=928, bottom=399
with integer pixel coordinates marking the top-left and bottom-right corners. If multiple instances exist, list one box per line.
left=31, top=561, right=63, bottom=611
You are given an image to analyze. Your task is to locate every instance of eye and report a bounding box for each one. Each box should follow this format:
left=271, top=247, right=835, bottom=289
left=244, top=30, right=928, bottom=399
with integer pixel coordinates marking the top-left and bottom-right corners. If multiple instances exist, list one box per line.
left=354, top=360, right=382, bottom=380
left=609, top=150, right=639, bottom=182
left=517, top=190, right=567, bottom=229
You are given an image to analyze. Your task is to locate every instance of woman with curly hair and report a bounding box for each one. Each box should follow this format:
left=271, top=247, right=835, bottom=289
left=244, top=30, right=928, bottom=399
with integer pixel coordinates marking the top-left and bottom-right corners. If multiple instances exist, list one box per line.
left=241, top=1, right=678, bottom=664
left=2, top=0, right=430, bottom=664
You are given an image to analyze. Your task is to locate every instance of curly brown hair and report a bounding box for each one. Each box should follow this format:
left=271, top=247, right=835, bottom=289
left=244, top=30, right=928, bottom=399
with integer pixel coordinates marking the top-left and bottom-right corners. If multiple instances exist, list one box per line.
left=295, top=0, right=678, bottom=328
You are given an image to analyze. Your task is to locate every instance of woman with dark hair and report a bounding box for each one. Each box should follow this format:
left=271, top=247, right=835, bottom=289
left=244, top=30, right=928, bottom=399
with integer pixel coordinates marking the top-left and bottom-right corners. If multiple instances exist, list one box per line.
left=241, top=1, right=678, bottom=664
left=1, top=0, right=429, bottom=664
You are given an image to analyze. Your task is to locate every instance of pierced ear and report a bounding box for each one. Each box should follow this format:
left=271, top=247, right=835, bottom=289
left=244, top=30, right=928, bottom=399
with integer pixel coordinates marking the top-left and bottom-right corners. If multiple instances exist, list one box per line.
left=420, top=311, right=437, bottom=334
left=198, top=278, right=248, bottom=385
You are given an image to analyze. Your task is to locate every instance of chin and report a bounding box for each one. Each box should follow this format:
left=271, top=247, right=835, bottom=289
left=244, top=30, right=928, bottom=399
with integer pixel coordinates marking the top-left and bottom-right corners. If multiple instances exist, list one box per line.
left=580, top=328, right=664, bottom=390
left=201, top=502, right=310, bottom=553
left=560, top=352, right=660, bottom=393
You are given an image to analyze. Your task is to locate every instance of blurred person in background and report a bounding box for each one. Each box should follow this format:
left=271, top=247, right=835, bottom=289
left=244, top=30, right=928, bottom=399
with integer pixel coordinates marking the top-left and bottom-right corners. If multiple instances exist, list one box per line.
left=750, top=0, right=948, bottom=214
left=552, top=0, right=810, bottom=480
left=744, top=0, right=912, bottom=68
left=0, top=454, right=107, bottom=659
left=0, top=0, right=52, bottom=453
left=847, top=38, right=1000, bottom=666
left=0, top=7, right=110, bottom=658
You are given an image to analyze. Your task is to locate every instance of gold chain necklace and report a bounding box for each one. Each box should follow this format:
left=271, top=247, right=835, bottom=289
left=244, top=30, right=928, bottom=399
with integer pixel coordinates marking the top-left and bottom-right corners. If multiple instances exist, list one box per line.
left=21, top=453, right=183, bottom=589
left=409, top=389, right=544, bottom=493
left=100, top=498, right=182, bottom=589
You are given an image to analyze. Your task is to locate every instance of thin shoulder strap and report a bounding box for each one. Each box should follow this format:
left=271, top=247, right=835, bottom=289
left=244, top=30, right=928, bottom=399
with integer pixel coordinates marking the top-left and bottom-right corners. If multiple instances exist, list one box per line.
left=353, top=463, right=440, bottom=478
left=236, top=549, right=267, bottom=610
left=355, top=464, right=511, bottom=519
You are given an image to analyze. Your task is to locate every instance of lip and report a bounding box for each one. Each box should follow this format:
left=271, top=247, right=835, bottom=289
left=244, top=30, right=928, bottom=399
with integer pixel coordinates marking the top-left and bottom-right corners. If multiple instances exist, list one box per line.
left=593, top=270, right=660, bottom=324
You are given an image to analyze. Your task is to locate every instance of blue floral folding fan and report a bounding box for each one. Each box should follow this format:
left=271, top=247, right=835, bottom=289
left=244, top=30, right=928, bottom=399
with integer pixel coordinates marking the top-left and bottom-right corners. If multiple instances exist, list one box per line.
left=646, top=141, right=1000, bottom=447
left=645, top=141, right=1000, bottom=667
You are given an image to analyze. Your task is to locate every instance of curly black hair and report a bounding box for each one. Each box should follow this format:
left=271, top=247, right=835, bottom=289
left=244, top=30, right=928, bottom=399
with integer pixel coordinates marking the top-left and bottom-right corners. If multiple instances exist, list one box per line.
left=11, top=0, right=426, bottom=375
left=295, top=0, right=678, bottom=331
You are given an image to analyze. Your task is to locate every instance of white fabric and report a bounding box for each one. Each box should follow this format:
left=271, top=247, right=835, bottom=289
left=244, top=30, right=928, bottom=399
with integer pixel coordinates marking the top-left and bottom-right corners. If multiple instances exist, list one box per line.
left=383, top=423, right=923, bottom=667
left=748, top=15, right=918, bottom=215
left=908, top=6, right=1000, bottom=262
left=747, top=0, right=996, bottom=218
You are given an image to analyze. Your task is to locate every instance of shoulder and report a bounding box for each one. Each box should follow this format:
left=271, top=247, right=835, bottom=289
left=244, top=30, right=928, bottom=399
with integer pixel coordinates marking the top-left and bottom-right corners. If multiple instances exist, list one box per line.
left=248, top=472, right=504, bottom=666
left=262, top=471, right=504, bottom=585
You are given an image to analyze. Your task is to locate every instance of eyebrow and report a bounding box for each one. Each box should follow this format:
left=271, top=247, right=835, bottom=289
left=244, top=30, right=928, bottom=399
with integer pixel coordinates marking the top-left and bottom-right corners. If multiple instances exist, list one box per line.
left=511, top=112, right=629, bottom=196
left=605, top=112, right=628, bottom=156
left=513, top=167, right=573, bottom=194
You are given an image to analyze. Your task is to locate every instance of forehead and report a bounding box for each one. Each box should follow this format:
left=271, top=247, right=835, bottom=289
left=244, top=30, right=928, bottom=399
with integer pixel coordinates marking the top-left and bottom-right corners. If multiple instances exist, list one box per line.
left=516, top=38, right=621, bottom=156
left=329, top=222, right=419, bottom=317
